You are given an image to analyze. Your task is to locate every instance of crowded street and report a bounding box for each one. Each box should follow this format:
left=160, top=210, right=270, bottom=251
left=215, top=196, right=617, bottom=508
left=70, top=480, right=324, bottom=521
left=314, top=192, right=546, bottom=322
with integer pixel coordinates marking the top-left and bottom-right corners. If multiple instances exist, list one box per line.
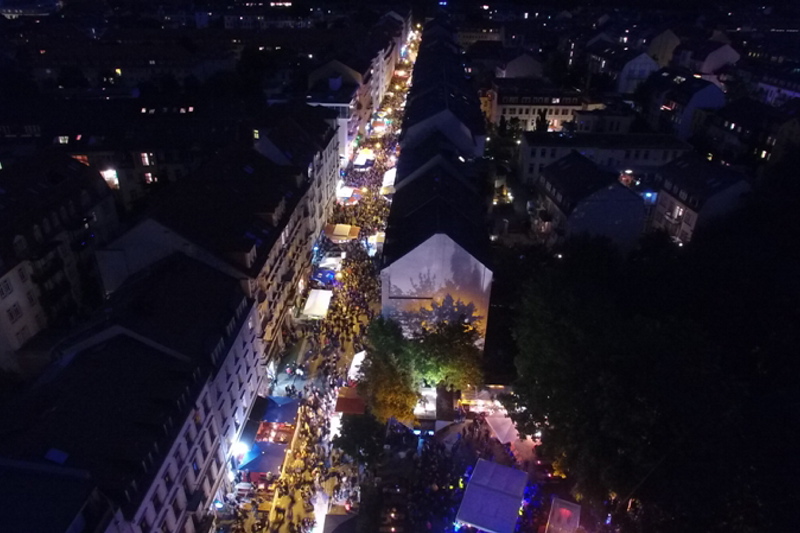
left=217, top=27, right=420, bottom=533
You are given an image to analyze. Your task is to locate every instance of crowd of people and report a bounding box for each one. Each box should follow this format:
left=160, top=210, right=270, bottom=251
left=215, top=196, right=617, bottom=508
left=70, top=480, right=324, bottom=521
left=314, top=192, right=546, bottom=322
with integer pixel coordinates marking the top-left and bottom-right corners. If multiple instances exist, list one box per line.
left=220, top=67, right=413, bottom=533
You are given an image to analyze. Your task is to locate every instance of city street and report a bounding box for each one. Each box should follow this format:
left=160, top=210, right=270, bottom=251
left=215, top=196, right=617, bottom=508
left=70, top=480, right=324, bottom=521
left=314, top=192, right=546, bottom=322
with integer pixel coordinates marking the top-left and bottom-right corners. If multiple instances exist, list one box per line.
left=222, top=29, right=419, bottom=533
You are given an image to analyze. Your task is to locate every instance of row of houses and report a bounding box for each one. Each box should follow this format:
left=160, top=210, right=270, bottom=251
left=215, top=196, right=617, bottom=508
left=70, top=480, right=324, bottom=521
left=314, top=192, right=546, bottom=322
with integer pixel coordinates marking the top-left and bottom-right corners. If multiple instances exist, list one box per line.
left=380, top=17, right=494, bottom=345
left=520, top=132, right=751, bottom=249
left=0, top=98, right=341, bottom=532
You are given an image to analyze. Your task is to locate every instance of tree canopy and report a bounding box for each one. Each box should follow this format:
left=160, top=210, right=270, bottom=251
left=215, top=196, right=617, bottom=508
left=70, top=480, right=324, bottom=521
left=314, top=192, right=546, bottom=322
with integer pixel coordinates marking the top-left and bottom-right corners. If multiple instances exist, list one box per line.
left=503, top=168, right=800, bottom=533
left=358, top=316, right=484, bottom=423
left=332, top=412, right=386, bottom=467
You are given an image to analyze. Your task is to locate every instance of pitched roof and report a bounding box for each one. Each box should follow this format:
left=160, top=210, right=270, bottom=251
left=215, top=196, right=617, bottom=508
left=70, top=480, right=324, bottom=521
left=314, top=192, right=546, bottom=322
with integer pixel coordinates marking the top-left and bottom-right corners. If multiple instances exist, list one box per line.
left=540, top=151, right=617, bottom=212
left=0, top=335, right=203, bottom=518
left=656, top=154, right=749, bottom=205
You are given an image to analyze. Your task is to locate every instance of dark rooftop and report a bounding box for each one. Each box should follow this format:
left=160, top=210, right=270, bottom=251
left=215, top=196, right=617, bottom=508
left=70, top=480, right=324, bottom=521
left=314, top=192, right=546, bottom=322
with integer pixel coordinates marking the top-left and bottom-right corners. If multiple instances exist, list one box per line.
left=0, top=335, right=202, bottom=518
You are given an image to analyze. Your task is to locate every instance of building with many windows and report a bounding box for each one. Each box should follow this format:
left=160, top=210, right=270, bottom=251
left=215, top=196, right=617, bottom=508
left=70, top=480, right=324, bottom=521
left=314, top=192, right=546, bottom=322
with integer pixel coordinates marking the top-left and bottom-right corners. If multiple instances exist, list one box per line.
left=0, top=153, right=119, bottom=371
left=519, top=131, right=693, bottom=185
left=0, top=253, right=264, bottom=533
left=649, top=155, right=751, bottom=244
left=488, top=78, right=602, bottom=131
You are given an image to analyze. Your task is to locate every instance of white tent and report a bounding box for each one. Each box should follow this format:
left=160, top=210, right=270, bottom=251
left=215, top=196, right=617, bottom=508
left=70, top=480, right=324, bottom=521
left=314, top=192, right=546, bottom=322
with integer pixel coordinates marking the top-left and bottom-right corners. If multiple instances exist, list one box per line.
left=324, top=223, right=360, bottom=244
left=318, top=255, right=343, bottom=271
left=456, top=459, right=527, bottom=533
left=348, top=350, right=366, bottom=381
left=301, top=289, right=333, bottom=319
left=485, top=415, right=519, bottom=444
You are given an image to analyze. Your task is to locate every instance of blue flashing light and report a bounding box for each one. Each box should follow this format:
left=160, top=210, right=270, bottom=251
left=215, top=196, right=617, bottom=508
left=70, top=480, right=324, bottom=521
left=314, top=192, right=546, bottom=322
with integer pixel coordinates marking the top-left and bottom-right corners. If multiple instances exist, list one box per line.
left=214, top=501, right=224, bottom=510
left=644, top=192, right=653, bottom=198
left=453, top=521, right=462, bottom=531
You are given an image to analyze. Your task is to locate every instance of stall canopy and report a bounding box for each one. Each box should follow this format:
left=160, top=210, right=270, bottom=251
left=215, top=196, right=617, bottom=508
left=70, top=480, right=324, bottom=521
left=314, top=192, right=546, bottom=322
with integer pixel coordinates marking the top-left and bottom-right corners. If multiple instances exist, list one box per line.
left=381, top=168, right=397, bottom=196
left=324, top=223, right=360, bottom=244
left=264, top=397, right=300, bottom=424
left=456, top=459, right=527, bottom=533
left=485, top=415, right=520, bottom=444
left=238, top=441, right=288, bottom=476
left=301, top=289, right=333, bottom=319
left=347, top=350, right=366, bottom=382
left=335, top=387, right=366, bottom=415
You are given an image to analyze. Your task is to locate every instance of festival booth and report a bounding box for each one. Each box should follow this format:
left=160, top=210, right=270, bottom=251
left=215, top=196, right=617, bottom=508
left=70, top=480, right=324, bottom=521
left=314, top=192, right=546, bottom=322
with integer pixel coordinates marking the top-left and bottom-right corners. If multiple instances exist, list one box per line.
left=239, top=442, right=288, bottom=484
left=323, top=223, right=361, bottom=244
left=312, top=253, right=345, bottom=287
left=366, top=232, right=385, bottom=257
left=347, top=350, right=366, bottom=384
left=353, top=148, right=375, bottom=171
left=237, top=397, right=301, bottom=489
left=331, top=387, right=367, bottom=439
left=335, top=184, right=362, bottom=206
left=301, top=289, right=333, bottom=320
left=380, top=168, right=396, bottom=197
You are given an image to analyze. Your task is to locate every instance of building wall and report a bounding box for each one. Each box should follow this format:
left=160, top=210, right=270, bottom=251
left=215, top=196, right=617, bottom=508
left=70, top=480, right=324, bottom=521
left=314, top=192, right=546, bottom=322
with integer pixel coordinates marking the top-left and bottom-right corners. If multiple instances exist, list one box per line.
left=648, top=30, right=680, bottom=68
left=519, top=138, right=692, bottom=185
left=104, top=302, right=264, bottom=533
left=380, top=234, right=493, bottom=343
left=0, top=262, right=47, bottom=369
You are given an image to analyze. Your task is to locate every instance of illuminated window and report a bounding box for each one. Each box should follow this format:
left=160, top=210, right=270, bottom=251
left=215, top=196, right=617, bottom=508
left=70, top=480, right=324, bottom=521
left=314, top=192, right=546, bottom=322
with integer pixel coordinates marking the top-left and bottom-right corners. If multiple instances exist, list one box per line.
left=141, top=153, right=154, bottom=166
left=101, top=169, right=119, bottom=189
left=144, top=172, right=156, bottom=184
left=58, top=136, right=68, bottom=144
left=253, top=129, right=260, bottom=140
left=71, top=155, right=89, bottom=166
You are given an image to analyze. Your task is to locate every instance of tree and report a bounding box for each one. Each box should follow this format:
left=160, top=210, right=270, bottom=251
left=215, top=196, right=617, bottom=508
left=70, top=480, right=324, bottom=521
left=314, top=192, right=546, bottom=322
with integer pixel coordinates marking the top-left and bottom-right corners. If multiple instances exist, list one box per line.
left=408, top=320, right=484, bottom=389
left=534, top=109, right=550, bottom=132
left=358, top=317, right=418, bottom=423
left=332, top=412, right=385, bottom=467
left=503, top=203, right=800, bottom=532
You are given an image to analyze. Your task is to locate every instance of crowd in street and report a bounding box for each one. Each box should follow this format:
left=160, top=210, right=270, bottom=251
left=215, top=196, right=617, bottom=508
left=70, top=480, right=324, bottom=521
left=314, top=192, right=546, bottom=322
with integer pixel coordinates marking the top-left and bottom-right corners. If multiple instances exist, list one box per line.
left=220, top=62, right=414, bottom=533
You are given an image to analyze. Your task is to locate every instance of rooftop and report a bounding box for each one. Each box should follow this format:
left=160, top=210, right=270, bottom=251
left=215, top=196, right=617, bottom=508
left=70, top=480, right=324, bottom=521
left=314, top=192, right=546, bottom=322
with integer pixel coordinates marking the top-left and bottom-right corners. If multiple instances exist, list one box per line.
left=0, top=335, right=203, bottom=518
left=522, top=131, right=692, bottom=150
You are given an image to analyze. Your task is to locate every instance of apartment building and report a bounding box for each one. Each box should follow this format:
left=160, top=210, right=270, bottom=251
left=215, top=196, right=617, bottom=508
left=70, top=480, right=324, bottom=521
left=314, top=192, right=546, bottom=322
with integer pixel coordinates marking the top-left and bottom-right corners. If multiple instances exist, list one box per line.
left=649, top=155, right=751, bottom=244
left=519, top=132, right=693, bottom=185
left=489, top=78, right=602, bottom=132
left=639, top=68, right=727, bottom=139
left=0, top=153, right=119, bottom=371
left=531, top=152, right=646, bottom=250
left=96, top=106, right=338, bottom=363
left=0, top=254, right=264, bottom=533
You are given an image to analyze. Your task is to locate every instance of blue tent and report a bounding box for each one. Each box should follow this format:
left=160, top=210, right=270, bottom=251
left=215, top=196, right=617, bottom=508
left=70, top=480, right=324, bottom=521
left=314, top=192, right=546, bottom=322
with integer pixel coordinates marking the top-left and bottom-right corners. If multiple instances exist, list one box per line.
left=264, top=397, right=300, bottom=424
left=239, top=442, right=288, bottom=475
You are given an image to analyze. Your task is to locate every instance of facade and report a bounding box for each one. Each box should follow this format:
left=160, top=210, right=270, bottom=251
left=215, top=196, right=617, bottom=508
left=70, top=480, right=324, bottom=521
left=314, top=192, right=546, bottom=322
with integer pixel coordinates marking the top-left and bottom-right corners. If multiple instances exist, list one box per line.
left=691, top=98, right=800, bottom=169
left=572, top=106, right=636, bottom=134
left=587, top=43, right=659, bottom=94
left=649, top=155, right=751, bottom=243
left=96, top=134, right=334, bottom=363
left=0, top=154, right=119, bottom=371
left=639, top=68, right=727, bottom=139
left=495, top=52, right=544, bottom=79
left=489, top=78, right=602, bottom=132
left=673, top=41, right=740, bottom=85
left=519, top=132, right=693, bottom=185
left=0, top=254, right=264, bottom=533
